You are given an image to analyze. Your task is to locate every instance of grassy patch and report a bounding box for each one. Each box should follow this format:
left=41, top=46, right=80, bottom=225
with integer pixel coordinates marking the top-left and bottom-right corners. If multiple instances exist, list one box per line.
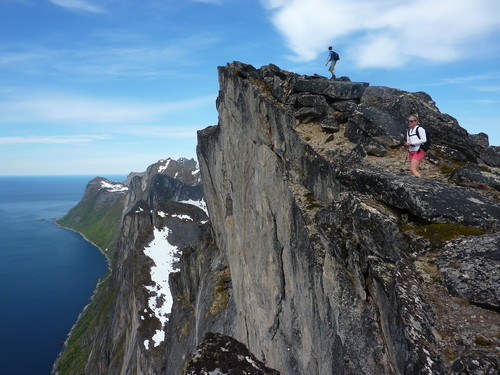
left=208, top=268, right=231, bottom=317
left=304, top=192, right=321, bottom=210
left=474, top=336, right=494, bottom=346
left=440, top=165, right=459, bottom=177
left=177, top=320, right=192, bottom=342
left=404, top=223, right=487, bottom=243
left=57, top=198, right=124, bottom=260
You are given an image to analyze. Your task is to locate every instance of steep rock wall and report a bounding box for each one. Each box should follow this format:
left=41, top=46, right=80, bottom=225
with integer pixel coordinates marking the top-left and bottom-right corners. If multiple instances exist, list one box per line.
left=53, top=159, right=210, bottom=375
left=196, top=62, right=499, bottom=374
left=54, top=63, right=499, bottom=375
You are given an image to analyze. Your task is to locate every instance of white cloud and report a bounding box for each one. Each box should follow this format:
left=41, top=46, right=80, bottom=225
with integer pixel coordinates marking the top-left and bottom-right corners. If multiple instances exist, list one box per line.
left=0, top=93, right=215, bottom=124
left=192, top=0, right=222, bottom=5
left=117, top=125, right=201, bottom=139
left=0, top=32, right=220, bottom=78
left=473, top=86, right=500, bottom=93
left=262, top=0, right=500, bottom=68
left=0, top=135, right=109, bottom=145
left=441, top=72, right=500, bottom=85
left=48, top=0, right=105, bottom=13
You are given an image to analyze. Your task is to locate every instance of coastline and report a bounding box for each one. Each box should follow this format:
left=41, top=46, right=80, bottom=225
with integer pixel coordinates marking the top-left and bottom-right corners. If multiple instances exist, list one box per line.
left=54, top=219, right=112, bottom=267
left=51, top=219, right=112, bottom=374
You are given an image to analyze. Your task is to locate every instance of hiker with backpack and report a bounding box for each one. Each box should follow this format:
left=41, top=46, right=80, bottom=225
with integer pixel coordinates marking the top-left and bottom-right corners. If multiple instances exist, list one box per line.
left=404, top=114, right=428, bottom=177
left=325, top=46, right=339, bottom=79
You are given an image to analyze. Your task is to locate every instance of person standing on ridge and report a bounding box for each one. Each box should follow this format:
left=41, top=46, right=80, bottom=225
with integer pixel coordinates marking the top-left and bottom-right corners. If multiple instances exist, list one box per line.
left=404, top=114, right=427, bottom=177
left=325, top=46, right=339, bottom=79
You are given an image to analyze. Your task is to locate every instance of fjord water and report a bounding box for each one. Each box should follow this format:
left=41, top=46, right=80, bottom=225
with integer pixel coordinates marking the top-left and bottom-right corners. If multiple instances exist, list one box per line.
left=0, top=176, right=122, bottom=375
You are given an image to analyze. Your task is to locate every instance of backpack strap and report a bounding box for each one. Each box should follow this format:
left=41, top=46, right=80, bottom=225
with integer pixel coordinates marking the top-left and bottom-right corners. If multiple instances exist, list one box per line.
left=415, top=126, right=421, bottom=139
left=408, top=127, right=421, bottom=139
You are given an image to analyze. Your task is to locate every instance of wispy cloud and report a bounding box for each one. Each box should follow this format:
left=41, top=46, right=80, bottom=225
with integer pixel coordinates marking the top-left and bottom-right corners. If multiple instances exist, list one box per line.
left=117, top=125, right=202, bottom=139
left=0, top=92, right=215, bottom=124
left=0, top=135, right=110, bottom=145
left=470, top=99, right=500, bottom=104
left=262, top=0, right=500, bottom=68
left=0, top=31, right=220, bottom=78
left=441, top=72, right=500, bottom=85
left=48, top=0, right=105, bottom=14
left=192, top=0, right=223, bottom=5
left=472, top=86, right=500, bottom=93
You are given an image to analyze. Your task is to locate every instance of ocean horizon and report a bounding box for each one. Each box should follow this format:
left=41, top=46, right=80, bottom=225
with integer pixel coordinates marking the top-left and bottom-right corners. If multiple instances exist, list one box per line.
left=0, top=175, right=125, bottom=375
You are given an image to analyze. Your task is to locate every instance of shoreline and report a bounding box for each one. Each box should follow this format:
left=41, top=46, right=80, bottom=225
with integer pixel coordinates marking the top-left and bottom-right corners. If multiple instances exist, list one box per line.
left=51, top=219, right=112, bottom=374
left=53, top=218, right=112, bottom=267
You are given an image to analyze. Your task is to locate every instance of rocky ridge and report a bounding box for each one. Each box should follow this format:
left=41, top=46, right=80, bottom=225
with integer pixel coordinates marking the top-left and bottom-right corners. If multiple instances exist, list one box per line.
left=53, top=63, right=499, bottom=375
left=53, top=157, right=208, bottom=374
left=194, top=62, right=499, bottom=374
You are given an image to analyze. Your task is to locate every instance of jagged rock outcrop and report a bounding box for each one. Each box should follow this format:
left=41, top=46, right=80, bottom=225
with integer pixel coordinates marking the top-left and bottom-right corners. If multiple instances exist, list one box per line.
left=183, top=332, right=280, bottom=374
left=54, top=62, right=499, bottom=375
left=194, top=62, right=499, bottom=374
left=123, top=158, right=203, bottom=216
left=436, top=233, right=500, bottom=312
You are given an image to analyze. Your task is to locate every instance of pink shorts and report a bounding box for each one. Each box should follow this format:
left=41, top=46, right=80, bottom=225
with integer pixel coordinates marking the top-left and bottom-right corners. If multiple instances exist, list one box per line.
left=409, top=150, right=425, bottom=161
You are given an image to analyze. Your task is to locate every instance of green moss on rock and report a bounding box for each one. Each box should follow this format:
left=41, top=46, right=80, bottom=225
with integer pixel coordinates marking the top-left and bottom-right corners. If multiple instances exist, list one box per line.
left=208, top=268, right=231, bottom=317
left=404, top=223, right=487, bottom=243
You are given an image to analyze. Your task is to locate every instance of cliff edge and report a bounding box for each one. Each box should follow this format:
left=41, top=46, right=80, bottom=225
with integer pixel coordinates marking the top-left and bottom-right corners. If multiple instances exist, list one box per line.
left=195, top=62, right=499, bottom=374
left=53, top=62, right=499, bottom=375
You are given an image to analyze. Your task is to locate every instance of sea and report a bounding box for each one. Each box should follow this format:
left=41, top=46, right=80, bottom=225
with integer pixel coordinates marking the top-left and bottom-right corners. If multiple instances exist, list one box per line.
left=0, top=175, right=125, bottom=375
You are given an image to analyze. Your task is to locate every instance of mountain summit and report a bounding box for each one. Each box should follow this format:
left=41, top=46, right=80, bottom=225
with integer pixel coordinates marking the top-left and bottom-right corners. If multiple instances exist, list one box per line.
left=54, top=63, right=499, bottom=375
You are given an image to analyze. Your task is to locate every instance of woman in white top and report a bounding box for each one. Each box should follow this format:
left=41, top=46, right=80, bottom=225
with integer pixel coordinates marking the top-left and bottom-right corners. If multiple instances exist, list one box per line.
left=404, top=114, right=426, bottom=177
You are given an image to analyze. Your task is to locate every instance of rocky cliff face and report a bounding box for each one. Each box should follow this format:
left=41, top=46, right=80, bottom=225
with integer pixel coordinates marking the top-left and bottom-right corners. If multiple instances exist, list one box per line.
left=194, top=62, right=499, bottom=374
left=54, top=63, right=499, bottom=375
left=53, top=158, right=209, bottom=375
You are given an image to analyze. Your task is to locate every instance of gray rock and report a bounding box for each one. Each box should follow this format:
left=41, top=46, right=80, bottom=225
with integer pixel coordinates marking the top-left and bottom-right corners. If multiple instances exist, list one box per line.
left=345, top=104, right=404, bottom=144
left=440, top=146, right=469, bottom=162
left=264, top=76, right=286, bottom=102
left=292, top=77, right=330, bottom=95
left=296, top=93, right=328, bottom=107
left=361, top=137, right=388, bottom=157
left=436, top=233, right=500, bottom=311
left=323, top=80, right=369, bottom=100
left=335, top=166, right=500, bottom=230
left=294, top=106, right=326, bottom=123
left=183, top=332, right=280, bottom=375
left=480, top=146, right=500, bottom=167
left=320, top=116, right=340, bottom=132
left=470, top=132, right=490, bottom=149
left=450, top=163, right=500, bottom=191
left=450, top=353, right=498, bottom=375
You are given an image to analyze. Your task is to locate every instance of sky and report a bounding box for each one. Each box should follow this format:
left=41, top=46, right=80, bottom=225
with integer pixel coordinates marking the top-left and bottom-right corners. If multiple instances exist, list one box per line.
left=1, top=0, right=499, bottom=176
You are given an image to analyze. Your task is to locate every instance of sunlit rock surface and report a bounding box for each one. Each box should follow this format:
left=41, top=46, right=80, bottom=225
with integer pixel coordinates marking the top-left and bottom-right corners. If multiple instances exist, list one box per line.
left=54, top=63, right=499, bottom=375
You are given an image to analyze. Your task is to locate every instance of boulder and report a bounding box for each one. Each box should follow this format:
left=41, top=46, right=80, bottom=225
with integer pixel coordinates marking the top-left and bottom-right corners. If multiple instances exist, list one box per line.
left=450, top=163, right=500, bottom=191
left=183, top=332, right=280, bottom=375
left=436, top=233, right=500, bottom=312
left=480, top=146, right=500, bottom=167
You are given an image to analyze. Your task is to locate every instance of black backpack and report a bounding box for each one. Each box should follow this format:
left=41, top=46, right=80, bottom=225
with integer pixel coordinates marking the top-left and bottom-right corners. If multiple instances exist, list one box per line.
left=409, top=126, right=430, bottom=151
left=333, top=51, right=340, bottom=61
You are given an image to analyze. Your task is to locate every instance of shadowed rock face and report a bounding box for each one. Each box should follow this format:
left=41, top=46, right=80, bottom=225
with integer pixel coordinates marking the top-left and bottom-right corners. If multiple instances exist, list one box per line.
left=183, top=332, right=280, bottom=375
left=54, top=63, right=499, bottom=375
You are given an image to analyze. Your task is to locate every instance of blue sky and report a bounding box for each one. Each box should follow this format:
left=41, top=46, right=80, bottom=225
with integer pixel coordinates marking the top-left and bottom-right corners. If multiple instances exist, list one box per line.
left=1, top=0, right=499, bottom=176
